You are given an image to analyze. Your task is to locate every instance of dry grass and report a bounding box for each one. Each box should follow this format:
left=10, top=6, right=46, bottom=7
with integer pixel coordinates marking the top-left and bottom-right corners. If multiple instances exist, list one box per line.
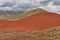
left=0, top=27, right=60, bottom=40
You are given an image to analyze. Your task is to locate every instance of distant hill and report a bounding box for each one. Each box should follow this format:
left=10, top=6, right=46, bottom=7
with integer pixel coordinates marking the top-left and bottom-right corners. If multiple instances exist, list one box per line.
left=0, top=9, right=60, bottom=32
left=7, top=8, right=47, bottom=20
left=0, top=11, right=24, bottom=20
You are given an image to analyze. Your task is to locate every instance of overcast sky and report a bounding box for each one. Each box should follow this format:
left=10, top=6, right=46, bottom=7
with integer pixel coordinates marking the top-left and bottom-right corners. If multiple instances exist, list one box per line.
left=0, top=0, right=60, bottom=13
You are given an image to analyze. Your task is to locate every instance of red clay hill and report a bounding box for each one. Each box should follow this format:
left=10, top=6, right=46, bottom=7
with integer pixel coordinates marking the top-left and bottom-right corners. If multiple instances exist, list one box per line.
left=0, top=8, right=60, bottom=32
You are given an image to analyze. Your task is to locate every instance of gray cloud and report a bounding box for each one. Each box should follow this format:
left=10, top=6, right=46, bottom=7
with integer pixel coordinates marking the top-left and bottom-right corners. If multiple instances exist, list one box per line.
left=40, top=0, right=52, bottom=6
left=0, top=0, right=60, bottom=13
left=53, top=0, right=60, bottom=6
left=0, top=2, right=15, bottom=7
left=0, top=0, right=51, bottom=11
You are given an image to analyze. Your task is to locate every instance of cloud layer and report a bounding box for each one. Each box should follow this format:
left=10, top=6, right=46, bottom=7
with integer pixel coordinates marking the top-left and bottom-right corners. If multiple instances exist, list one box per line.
left=0, top=0, right=60, bottom=13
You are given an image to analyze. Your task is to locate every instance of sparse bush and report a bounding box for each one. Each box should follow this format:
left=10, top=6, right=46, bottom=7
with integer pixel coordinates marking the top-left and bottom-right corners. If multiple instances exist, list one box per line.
left=0, top=27, right=60, bottom=40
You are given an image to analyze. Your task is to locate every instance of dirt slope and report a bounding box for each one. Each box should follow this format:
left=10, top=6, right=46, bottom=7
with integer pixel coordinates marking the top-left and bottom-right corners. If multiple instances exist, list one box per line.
left=0, top=11, right=60, bottom=32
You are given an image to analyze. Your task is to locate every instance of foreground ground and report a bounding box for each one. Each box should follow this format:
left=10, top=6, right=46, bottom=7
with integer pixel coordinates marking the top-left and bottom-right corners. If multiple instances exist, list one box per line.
left=0, top=27, right=60, bottom=40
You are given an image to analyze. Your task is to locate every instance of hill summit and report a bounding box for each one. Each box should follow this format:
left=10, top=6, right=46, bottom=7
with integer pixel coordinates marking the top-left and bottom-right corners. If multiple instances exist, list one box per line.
left=0, top=8, right=47, bottom=20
